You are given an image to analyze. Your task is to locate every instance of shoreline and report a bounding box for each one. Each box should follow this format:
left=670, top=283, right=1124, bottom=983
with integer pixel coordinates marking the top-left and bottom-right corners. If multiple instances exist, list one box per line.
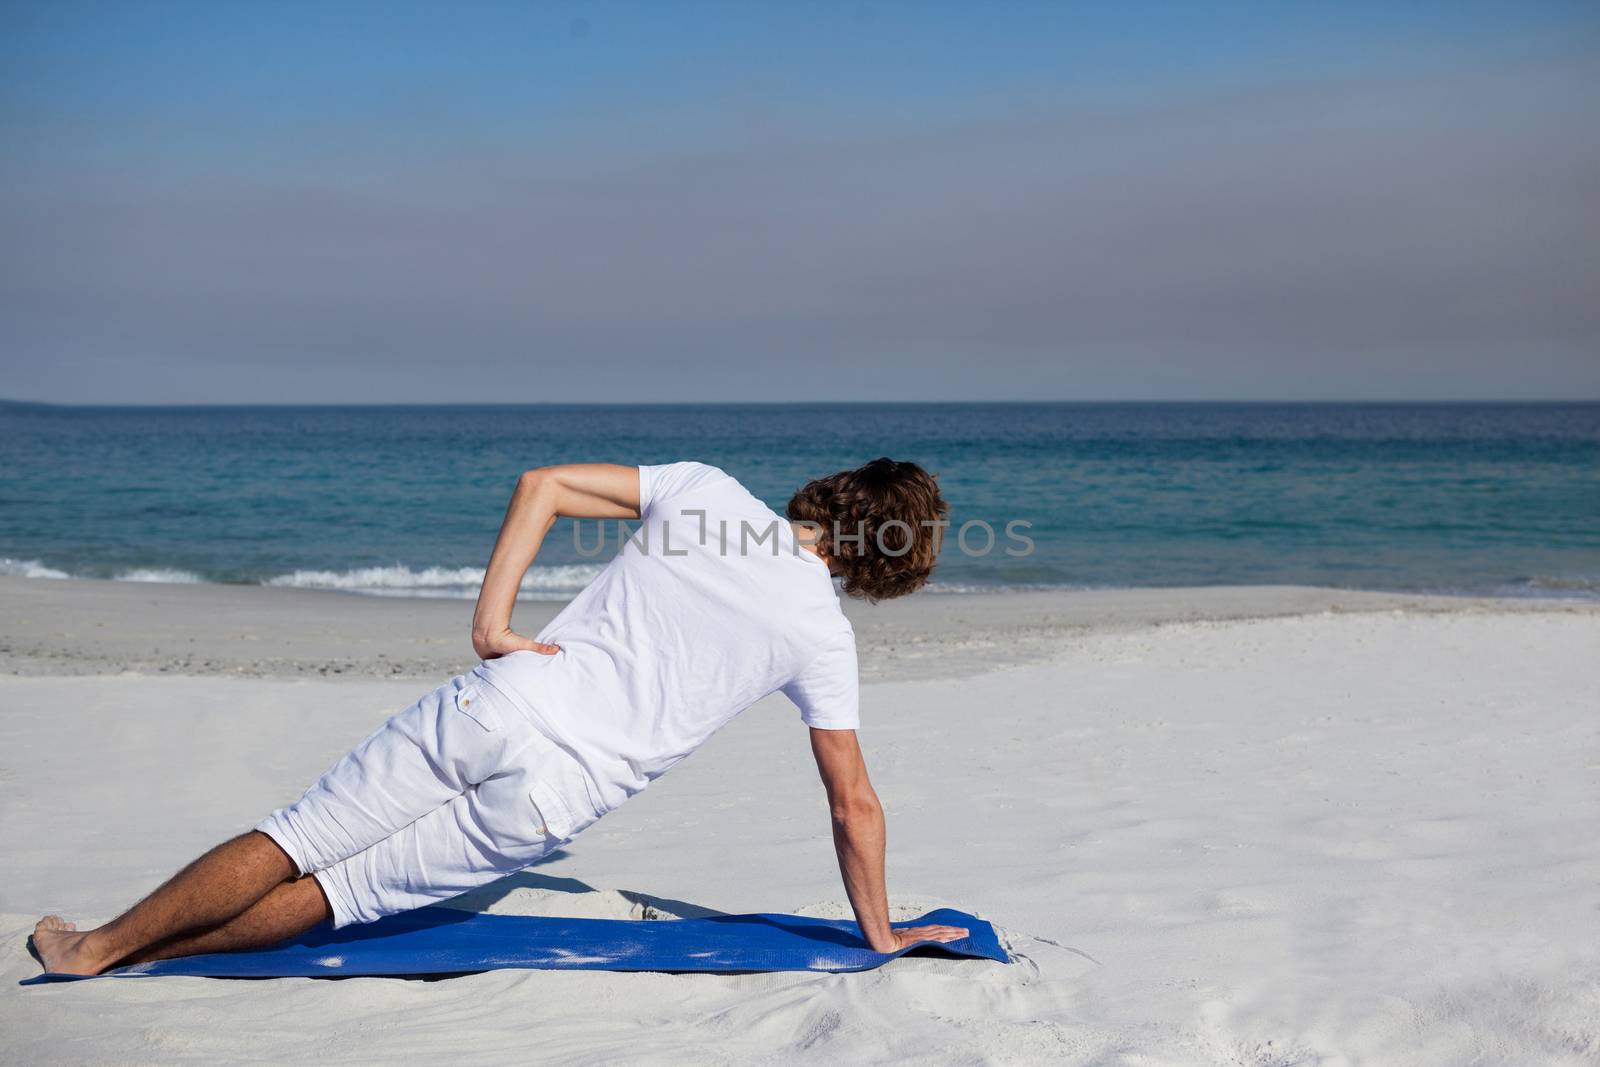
left=3, top=573, right=1593, bottom=683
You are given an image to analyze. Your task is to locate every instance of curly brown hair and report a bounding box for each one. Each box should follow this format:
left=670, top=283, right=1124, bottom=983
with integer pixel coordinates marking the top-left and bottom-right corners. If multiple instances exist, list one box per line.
left=786, top=457, right=948, bottom=602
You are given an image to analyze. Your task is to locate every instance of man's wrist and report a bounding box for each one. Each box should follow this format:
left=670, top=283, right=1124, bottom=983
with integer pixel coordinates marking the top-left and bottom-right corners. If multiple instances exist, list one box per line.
left=863, top=926, right=896, bottom=952
left=471, top=624, right=508, bottom=655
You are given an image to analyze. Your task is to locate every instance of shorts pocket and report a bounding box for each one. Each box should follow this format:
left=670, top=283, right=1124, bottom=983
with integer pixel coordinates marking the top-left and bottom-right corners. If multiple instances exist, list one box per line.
left=454, top=682, right=502, bottom=732
left=529, top=782, right=574, bottom=841
left=527, top=745, right=601, bottom=845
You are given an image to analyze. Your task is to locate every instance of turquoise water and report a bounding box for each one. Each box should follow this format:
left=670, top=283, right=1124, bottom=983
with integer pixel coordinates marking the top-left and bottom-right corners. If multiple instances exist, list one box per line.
left=2, top=402, right=1597, bottom=599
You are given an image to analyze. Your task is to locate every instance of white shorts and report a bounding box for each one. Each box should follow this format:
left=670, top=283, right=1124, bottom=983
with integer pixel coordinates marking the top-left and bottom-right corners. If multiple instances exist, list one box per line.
left=255, top=671, right=602, bottom=928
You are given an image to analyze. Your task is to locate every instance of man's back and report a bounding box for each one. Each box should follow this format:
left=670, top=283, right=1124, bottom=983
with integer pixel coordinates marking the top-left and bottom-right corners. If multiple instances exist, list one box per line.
left=477, top=461, right=859, bottom=813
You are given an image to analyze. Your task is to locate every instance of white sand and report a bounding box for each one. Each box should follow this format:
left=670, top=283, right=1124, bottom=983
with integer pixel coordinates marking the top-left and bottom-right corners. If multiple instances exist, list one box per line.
left=2, top=580, right=1597, bottom=1064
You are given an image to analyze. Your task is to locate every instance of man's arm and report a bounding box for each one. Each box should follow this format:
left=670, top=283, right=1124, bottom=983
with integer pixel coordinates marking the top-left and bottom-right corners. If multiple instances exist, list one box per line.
left=471, top=463, right=641, bottom=661
left=809, top=728, right=969, bottom=952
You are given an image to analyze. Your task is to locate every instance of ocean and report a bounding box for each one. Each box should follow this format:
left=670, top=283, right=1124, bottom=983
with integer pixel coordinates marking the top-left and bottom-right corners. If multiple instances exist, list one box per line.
left=2, top=402, right=1597, bottom=600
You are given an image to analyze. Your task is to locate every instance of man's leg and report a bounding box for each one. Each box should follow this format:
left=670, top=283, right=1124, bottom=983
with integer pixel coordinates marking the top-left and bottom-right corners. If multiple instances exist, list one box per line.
left=30, top=831, right=295, bottom=976
left=120, top=755, right=571, bottom=966
left=31, top=674, right=512, bottom=976
left=43, top=758, right=582, bottom=979
left=118, top=875, right=332, bottom=966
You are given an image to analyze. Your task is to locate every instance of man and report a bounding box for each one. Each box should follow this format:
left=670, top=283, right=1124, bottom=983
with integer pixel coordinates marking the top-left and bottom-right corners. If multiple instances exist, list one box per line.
left=31, top=458, right=968, bottom=975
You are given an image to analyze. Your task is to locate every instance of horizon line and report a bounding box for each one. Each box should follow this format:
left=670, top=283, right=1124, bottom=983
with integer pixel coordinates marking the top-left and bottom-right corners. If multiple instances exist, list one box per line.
left=6, top=397, right=1600, bottom=410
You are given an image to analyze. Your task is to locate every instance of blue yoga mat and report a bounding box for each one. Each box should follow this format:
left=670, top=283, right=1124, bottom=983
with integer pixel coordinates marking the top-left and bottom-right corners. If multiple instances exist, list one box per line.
left=22, top=906, right=1007, bottom=984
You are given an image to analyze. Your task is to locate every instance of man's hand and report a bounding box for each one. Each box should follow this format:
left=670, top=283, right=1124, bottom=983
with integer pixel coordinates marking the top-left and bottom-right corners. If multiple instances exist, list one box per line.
left=472, top=626, right=559, bottom=661
left=871, top=923, right=971, bottom=954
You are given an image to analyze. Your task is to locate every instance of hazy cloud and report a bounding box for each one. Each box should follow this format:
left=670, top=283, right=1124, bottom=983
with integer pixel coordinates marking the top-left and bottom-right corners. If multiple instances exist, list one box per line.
left=3, top=52, right=1597, bottom=401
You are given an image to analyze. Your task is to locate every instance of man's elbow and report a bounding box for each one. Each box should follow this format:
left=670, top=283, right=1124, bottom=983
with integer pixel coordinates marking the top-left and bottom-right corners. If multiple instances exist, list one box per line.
left=517, top=467, right=559, bottom=505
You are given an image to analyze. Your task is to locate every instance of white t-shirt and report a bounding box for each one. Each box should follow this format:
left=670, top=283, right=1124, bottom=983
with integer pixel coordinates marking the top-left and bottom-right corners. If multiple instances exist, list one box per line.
left=476, top=461, right=859, bottom=814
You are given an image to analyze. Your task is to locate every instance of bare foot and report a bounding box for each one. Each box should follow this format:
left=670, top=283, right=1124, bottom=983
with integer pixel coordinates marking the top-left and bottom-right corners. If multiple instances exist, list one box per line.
left=30, top=916, right=112, bottom=976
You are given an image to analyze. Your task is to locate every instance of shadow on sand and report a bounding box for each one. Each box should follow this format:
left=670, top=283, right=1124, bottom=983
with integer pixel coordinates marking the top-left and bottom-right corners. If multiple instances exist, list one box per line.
left=440, top=857, right=730, bottom=921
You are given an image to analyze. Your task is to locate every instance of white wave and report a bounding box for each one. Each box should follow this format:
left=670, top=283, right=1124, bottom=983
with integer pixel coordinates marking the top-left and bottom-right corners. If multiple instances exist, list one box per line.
left=1514, top=574, right=1600, bottom=593
left=263, top=563, right=606, bottom=600
left=0, top=557, right=71, bottom=580
left=924, top=580, right=1083, bottom=594
left=1486, top=575, right=1600, bottom=601
left=113, top=567, right=204, bottom=584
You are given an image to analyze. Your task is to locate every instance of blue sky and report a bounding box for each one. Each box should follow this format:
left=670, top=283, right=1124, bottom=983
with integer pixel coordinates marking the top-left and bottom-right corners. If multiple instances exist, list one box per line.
left=3, top=1, right=1597, bottom=402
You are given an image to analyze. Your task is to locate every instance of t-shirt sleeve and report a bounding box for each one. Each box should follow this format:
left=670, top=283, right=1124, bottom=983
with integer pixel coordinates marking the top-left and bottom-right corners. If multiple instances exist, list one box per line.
left=782, top=627, right=860, bottom=730
left=637, top=461, right=725, bottom=517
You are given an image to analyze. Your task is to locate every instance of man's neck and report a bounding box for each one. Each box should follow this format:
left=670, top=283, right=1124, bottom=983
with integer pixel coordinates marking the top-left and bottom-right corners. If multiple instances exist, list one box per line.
left=790, top=521, right=831, bottom=570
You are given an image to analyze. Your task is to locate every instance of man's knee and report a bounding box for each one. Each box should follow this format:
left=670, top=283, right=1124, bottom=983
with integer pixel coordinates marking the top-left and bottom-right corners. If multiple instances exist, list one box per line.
left=243, top=829, right=300, bottom=881
left=289, top=872, right=334, bottom=926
